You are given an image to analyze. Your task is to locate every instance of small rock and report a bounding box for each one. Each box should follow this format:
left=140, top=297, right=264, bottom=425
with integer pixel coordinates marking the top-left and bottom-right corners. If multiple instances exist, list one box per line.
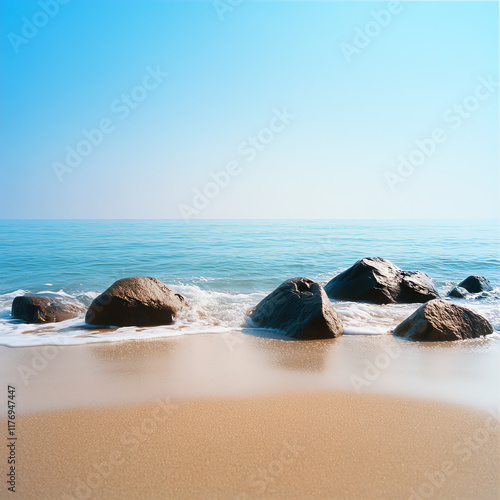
left=448, top=275, right=493, bottom=298
left=12, top=295, right=83, bottom=323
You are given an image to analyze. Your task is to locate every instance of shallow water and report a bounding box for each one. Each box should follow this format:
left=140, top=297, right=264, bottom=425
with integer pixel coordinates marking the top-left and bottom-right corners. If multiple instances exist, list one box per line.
left=0, top=219, right=498, bottom=346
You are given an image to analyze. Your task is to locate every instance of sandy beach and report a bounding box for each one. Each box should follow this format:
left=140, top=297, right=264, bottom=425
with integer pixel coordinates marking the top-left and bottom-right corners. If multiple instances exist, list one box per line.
left=1, top=332, right=499, bottom=499
left=5, top=392, right=499, bottom=500
left=1, top=0, right=498, bottom=496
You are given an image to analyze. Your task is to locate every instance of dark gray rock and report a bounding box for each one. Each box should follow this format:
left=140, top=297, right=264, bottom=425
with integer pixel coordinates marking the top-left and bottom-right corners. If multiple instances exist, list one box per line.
left=447, top=287, right=468, bottom=299
left=325, top=257, right=439, bottom=305
left=393, top=299, right=493, bottom=341
left=248, top=277, right=343, bottom=340
left=448, top=275, right=493, bottom=298
left=85, top=277, right=186, bottom=327
left=12, top=295, right=83, bottom=323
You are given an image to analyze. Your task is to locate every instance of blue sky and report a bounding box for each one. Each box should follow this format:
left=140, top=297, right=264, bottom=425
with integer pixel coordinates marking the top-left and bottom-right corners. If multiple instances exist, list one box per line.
left=0, top=0, right=498, bottom=219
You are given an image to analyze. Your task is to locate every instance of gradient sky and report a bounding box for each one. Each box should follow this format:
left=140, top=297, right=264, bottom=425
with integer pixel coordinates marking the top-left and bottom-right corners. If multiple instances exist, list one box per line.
left=1, top=0, right=498, bottom=219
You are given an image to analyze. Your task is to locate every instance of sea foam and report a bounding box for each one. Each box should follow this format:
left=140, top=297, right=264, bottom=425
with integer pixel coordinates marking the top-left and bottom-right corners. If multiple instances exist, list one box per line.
left=1, top=283, right=499, bottom=347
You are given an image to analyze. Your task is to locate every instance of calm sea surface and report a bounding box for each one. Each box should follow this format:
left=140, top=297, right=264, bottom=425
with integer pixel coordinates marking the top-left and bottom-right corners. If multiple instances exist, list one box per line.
left=0, top=220, right=498, bottom=346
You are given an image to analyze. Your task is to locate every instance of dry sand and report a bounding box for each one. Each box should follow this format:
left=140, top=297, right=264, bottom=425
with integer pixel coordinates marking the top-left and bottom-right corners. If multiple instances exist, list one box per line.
left=1, top=333, right=499, bottom=499
left=2, top=393, right=499, bottom=499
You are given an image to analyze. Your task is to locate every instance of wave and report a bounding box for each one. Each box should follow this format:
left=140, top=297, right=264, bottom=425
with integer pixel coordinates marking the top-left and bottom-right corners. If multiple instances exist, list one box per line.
left=1, top=283, right=499, bottom=347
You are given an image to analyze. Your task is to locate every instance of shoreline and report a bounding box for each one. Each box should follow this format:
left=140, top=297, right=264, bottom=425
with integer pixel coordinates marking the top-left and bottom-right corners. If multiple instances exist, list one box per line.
left=2, top=332, right=499, bottom=498
left=2, top=291, right=498, bottom=348
left=2, top=332, right=499, bottom=414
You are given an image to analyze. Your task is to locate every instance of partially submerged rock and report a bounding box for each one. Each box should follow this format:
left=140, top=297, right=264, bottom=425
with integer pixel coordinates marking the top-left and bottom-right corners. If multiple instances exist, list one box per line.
left=248, top=277, right=343, bottom=340
left=448, top=275, right=493, bottom=298
left=447, top=287, right=468, bottom=299
left=393, top=299, right=493, bottom=341
left=325, top=257, right=439, bottom=305
left=12, top=295, right=83, bottom=323
left=85, top=277, right=186, bottom=327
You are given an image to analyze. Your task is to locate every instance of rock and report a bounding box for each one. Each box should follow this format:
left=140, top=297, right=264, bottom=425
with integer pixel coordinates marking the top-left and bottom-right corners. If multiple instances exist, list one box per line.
left=324, top=257, right=439, bottom=304
left=85, top=277, right=186, bottom=327
left=447, top=286, right=468, bottom=299
left=448, top=275, right=493, bottom=298
left=12, top=295, right=83, bottom=323
left=393, top=299, right=493, bottom=341
left=248, top=277, right=343, bottom=340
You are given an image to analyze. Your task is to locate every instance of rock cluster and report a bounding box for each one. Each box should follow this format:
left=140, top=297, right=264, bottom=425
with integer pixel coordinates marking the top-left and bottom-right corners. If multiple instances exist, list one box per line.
left=10, top=261, right=495, bottom=342
left=448, top=275, right=493, bottom=298
left=324, top=257, right=439, bottom=304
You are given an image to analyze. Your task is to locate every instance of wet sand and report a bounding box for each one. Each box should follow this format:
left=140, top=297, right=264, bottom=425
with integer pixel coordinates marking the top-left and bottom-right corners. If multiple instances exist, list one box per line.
left=1, top=333, right=499, bottom=499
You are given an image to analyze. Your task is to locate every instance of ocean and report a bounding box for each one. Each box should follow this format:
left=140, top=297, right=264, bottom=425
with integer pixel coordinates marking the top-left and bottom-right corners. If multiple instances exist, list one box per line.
left=1, top=219, right=499, bottom=347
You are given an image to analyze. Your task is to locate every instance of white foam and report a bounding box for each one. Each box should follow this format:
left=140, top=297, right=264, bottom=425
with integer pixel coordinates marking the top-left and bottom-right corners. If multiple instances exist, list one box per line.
left=1, top=285, right=498, bottom=347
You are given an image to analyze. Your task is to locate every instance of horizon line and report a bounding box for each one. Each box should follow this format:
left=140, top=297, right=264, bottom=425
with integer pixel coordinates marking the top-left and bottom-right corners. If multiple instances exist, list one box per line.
left=1, top=218, right=499, bottom=222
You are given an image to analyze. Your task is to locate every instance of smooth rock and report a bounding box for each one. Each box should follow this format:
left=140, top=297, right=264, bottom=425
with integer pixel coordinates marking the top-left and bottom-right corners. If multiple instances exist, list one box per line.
left=85, top=277, right=186, bottom=327
left=12, top=295, right=83, bottom=323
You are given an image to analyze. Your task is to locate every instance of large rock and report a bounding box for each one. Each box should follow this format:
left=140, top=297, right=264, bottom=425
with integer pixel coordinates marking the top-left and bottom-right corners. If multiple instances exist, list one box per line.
left=12, top=295, right=83, bottom=323
left=448, top=275, right=493, bottom=298
left=248, top=277, right=343, bottom=340
left=393, top=299, right=493, bottom=341
left=324, top=257, right=439, bottom=305
left=85, top=277, right=186, bottom=327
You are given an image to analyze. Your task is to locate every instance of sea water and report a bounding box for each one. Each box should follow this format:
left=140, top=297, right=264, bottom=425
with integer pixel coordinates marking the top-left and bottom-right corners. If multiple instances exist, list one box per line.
left=0, top=219, right=498, bottom=347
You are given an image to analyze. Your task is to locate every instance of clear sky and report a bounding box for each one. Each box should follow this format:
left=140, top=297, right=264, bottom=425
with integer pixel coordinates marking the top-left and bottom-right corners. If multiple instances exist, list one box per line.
left=0, top=0, right=498, bottom=219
